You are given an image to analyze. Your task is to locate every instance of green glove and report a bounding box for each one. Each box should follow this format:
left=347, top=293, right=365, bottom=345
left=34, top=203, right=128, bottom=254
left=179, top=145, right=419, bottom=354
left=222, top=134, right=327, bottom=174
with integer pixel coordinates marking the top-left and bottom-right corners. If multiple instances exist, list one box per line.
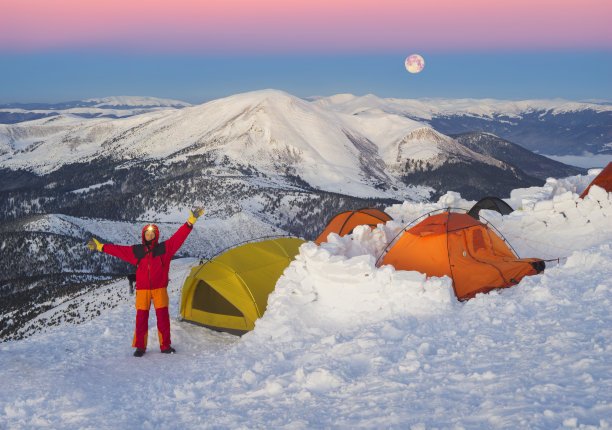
left=88, top=238, right=104, bottom=252
left=188, top=206, right=204, bottom=224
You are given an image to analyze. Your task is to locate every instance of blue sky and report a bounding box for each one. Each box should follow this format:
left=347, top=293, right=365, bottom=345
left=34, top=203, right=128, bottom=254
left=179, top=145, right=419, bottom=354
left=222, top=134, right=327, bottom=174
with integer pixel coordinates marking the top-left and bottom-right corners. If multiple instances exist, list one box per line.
left=2, top=0, right=611, bottom=104
left=1, top=51, right=610, bottom=104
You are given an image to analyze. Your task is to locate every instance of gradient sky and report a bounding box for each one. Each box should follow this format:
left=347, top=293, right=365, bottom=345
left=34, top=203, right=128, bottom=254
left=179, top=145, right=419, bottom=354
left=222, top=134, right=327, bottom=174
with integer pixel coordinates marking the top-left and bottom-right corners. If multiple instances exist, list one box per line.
left=1, top=0, right=611, bottom=103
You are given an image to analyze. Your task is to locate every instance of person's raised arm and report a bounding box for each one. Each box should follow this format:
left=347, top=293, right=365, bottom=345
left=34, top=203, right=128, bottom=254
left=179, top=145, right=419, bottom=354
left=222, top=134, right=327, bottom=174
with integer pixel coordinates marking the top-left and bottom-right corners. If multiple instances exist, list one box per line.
left=166, top=206, right=203, bottom=257
left=88, top=237, right=138, bottom=265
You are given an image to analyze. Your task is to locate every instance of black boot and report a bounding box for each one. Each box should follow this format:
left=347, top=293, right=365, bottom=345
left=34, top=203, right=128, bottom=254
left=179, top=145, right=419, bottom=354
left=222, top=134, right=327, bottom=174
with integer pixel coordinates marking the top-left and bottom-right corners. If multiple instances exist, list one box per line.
left=161, top=346, right=176, bottom=354
left=133, top=348, right=146, bottom=357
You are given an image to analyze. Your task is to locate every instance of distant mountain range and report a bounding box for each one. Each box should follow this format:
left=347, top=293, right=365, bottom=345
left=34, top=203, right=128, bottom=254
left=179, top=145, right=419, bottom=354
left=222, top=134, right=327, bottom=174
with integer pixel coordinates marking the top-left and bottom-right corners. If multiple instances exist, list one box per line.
left=312, top=94, right=612, bottom=156
left=3, top=93, right=610, bottom=156
left=0, top=89, right=592, bottom=235
left=1, top=89, right=602, bottom=340
left=0, top=96, right=191, bottom=124
left=450, top=131, right=583, bottom=180
left=1, top=90, right=594, bottom=193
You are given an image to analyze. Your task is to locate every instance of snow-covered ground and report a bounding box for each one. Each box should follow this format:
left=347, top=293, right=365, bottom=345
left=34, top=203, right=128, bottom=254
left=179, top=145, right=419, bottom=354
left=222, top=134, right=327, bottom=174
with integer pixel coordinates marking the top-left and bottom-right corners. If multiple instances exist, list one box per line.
left=1, top=171, right=611, bottom=429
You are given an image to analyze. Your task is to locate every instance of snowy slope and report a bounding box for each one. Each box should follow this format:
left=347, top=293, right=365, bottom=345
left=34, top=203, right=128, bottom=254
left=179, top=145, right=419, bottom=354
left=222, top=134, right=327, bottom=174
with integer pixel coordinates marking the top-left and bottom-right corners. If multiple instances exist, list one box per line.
left=1, top=171, right=611, bottom=429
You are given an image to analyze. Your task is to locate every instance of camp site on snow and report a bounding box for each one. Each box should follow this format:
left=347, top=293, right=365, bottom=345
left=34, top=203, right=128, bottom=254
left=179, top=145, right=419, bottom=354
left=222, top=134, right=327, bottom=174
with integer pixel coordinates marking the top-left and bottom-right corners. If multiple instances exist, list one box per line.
left=179, top=194, right=551, bottom=334
left=3, top=168, right=612, bottom=429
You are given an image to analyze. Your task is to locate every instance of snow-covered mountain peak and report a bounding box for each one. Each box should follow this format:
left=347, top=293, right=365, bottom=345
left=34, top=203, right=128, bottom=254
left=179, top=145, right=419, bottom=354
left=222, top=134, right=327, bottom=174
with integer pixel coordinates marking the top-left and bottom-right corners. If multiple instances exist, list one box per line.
left=171, top=89, right=400, bottom=196
left=312, top=93, right=357, bottom=105
left=181, top=89, right=321, bottom=130
left=0, top=87, right=415, bottom=197
left=385, top=126, right=503, bottom=171
left=402, top=127, right=449, bottom=144
left=203, top=89, right=307, bottom=111
left=391, top=127, right=450, bottom=162
left=310, top=93, right=391, bottom=116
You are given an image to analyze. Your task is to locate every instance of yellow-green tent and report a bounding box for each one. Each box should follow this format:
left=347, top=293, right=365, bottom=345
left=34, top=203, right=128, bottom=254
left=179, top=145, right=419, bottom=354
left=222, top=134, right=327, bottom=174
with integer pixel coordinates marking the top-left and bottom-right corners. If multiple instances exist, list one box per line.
left=179, top=237, right=305, bottom=335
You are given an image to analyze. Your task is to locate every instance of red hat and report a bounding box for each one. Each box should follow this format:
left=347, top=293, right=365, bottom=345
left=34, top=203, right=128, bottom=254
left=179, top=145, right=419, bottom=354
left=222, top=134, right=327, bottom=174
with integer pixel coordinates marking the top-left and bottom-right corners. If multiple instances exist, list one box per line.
left=142, top=224, right=159, bottom=246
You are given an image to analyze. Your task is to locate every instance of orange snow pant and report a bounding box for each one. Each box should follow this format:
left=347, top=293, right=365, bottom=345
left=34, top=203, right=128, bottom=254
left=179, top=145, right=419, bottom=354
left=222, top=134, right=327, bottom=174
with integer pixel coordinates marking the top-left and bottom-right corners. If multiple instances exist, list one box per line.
left=133, top=288, right=171, bottom=351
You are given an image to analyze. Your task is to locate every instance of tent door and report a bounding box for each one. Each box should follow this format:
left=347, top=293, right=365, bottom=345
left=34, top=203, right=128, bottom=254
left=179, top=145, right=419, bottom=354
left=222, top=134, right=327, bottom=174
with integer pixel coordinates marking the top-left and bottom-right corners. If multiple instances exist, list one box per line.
left=192, top=280, right=244, bottom=317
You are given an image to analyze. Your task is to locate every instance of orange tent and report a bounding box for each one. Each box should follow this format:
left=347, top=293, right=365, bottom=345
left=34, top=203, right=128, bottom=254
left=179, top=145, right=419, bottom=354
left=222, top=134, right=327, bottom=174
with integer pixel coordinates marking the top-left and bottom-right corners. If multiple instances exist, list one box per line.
left=580, top=162, right=612, bottom=198
left=316, top=208, right=392, bottom=244
left=378, top=212, right=544, bottom=300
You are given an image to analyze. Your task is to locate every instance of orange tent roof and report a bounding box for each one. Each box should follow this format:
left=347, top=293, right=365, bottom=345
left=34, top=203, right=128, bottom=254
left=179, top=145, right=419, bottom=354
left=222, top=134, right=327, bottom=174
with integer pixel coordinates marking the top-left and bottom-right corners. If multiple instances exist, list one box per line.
left=580, top=162, right=612, bottom=198
left=316, top=208, right=392, bottom=244
left=379, top=212, right=543, bottom=300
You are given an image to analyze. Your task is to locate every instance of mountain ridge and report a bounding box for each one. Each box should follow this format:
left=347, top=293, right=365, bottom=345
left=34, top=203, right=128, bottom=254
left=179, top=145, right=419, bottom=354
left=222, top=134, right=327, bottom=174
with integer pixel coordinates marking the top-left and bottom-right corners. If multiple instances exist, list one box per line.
left=0, top=96, right=191, bottom=125
left=2, top=89, right=584, bottom=200
left=312, top=93, right=612, bottom=156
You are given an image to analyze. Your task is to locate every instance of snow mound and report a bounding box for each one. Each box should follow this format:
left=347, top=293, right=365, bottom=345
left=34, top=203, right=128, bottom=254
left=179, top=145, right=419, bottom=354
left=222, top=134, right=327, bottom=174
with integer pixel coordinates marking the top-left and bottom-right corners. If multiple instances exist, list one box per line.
left=249, top=240, right=457, bottom=345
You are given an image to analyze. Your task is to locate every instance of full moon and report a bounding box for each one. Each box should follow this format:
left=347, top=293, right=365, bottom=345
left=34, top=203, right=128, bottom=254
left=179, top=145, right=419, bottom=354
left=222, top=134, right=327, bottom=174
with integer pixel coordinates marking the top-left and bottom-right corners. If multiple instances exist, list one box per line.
left=405, top=54, right=425, bottom=73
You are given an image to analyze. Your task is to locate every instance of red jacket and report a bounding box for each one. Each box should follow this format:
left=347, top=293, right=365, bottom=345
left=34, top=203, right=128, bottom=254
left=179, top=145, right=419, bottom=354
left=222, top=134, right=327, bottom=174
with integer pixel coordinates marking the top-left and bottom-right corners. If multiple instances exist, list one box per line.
left=103, top=223, right=193, bottom=290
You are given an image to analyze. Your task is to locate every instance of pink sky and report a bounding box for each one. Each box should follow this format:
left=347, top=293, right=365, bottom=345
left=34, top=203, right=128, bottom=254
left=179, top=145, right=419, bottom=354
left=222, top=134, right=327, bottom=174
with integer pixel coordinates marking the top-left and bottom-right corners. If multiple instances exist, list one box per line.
left=1, top=0, right=611, bottom=53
